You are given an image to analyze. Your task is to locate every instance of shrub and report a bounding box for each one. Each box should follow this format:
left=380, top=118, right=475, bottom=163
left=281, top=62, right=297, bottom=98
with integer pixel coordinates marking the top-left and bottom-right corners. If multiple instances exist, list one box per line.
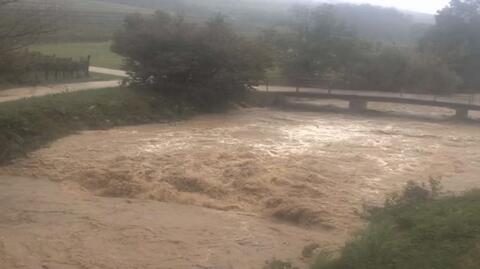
left=311, top=181, right=480, bottom=269
left=112, top=11, right=272, bottom=111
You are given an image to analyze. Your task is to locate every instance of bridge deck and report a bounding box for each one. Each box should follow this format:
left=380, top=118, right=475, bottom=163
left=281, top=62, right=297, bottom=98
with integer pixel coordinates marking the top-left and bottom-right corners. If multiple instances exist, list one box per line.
left=260, top=86, right=480, bottom=111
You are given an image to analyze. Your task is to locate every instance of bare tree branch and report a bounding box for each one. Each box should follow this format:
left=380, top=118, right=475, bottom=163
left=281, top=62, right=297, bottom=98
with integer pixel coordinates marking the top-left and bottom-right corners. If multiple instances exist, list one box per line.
left=0, top=0, right=63, bottom=55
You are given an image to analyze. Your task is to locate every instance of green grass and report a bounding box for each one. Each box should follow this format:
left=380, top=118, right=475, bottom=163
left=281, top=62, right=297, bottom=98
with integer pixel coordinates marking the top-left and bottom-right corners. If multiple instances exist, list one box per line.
left=310, top=182, right=480, bottom=269
left=0, top=87, right=192, bottom=164
left=59, top=0, right=147, bottom=13
left=31, top=42, right=123, bottom=69
left=26, top=0, right=148, bottom=13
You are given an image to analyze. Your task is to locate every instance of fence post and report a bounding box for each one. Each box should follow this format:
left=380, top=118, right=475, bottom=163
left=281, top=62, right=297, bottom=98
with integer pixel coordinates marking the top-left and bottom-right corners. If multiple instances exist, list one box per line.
left=86, top=55, right=91, bottom=77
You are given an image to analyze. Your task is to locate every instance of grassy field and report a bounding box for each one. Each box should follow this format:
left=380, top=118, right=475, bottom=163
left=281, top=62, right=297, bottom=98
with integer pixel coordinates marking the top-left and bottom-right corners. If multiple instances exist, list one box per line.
left=0, top=87, right=192, bottom=164
left=26, top=0, right=148, bottom=13
left=31, top=42, right=123, bottom=69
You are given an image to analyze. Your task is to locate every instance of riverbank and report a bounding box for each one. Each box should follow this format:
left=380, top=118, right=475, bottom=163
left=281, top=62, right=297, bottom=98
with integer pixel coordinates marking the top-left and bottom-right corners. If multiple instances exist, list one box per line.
left=0, top=87, right=192, bottom=164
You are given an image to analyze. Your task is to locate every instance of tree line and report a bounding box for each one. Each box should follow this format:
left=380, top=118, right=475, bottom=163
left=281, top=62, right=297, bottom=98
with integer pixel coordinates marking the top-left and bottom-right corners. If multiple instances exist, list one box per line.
left=263, top=1, right=479, bottom=94
left=97, top=0, right=433, bottom=44
left=109, top=0, right=480, bottom=112
left=2, top=0, right=479, bottom=108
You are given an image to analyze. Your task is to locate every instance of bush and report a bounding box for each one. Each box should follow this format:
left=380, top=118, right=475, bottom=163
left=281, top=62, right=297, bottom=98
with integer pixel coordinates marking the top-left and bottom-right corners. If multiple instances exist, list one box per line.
left=311, top=181, right=480, bottom=269
left=112, top=11, right=272, bottom=111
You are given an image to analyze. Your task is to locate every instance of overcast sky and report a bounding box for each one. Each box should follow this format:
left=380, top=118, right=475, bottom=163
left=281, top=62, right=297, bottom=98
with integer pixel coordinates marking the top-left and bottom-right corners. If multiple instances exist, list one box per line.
left=341, top=0, right=450, bottom=13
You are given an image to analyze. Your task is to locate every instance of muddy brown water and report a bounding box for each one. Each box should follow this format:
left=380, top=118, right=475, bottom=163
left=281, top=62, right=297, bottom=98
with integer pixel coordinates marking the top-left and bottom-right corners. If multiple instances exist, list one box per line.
left=1, top=103, right=480, bottom=268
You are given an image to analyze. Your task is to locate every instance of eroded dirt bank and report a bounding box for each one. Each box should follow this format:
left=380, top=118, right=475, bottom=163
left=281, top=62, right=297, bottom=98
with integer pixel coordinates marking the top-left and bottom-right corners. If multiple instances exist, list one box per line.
left=1, top=107, right=480, bottom=268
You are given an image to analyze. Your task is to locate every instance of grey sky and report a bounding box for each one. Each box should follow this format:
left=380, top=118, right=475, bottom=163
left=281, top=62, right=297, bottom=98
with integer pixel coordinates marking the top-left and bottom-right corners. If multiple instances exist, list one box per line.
left=341, top=0, right=450, bottom=13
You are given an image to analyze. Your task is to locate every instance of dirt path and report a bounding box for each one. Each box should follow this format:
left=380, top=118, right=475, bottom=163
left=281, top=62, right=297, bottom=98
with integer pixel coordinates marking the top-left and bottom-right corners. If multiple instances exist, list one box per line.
left=0, top=176, right=341, bottom=269
left=89, top=66, right=128, bottom=77
left=0, top=66, right=125, bottom=103
left=0, top=80, right=121, bottom=103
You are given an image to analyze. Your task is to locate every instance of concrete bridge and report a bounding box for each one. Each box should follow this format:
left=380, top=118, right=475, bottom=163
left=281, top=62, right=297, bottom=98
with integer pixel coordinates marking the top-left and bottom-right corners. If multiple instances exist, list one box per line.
left=261, top=85, right=480, bottom=119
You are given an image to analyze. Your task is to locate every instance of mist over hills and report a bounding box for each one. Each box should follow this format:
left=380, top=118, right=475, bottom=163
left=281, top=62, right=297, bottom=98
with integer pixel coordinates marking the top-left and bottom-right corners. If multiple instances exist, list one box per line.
left=94, top=0, right=434, bottom=44
left=31, top=0, right=436, bottom=44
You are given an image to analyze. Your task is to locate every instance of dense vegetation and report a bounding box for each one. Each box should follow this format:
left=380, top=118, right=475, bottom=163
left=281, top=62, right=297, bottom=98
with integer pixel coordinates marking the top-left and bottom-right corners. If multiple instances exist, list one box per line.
left=264, top=181, right=480, bottom=269
left=420, top=0, right=480, bottom=91
left=0, top=87, right=190, bottom=164
left=263, top=1, right=478, bottom=93
left=112, top=11, right=271, bottom=110
left=264, top=5, right=461, bottom=93
left=107, top=0, right=479, bottom=106
left=310, top=181, right=480, bottom=269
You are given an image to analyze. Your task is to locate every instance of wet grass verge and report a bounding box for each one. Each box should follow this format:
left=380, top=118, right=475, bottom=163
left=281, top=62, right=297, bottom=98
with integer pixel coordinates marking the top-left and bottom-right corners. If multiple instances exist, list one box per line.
left=0, top=87, right=193, bottom=164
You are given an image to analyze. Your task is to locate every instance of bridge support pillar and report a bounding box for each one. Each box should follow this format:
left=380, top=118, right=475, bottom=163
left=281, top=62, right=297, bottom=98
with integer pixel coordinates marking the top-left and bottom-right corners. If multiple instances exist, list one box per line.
left=454, top=108, right=469, bottom=119
left=349, top=99, right=368, bottom=112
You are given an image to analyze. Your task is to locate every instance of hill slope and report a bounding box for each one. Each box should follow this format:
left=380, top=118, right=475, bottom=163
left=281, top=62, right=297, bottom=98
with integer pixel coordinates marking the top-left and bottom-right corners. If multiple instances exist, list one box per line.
left=94, top=0, right=433, bottom=44
left=37, top=0, right=434, bottom=43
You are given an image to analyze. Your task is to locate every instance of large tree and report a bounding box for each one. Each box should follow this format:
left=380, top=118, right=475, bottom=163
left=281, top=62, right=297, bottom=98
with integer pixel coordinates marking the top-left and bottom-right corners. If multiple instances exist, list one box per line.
left=265, top=4, right=461, bottom=93
left=420, top=0, right=480, bottom=90
left=112, top=11, right=271, bottom=110
left=265, top=5, right=361, bottom=87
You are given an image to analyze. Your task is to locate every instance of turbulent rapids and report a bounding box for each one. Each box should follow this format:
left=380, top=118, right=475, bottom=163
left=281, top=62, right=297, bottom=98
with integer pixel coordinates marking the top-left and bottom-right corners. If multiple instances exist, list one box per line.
left=3, top=106, right=480, bottom=232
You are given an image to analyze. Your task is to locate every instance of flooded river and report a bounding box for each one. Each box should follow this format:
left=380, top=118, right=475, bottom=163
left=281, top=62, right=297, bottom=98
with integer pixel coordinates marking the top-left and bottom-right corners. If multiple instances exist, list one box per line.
left=3, top=106, right=480, bottom=233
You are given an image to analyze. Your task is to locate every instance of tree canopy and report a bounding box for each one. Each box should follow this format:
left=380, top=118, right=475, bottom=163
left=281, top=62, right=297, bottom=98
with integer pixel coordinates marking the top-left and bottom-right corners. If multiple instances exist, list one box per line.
left=264, top=4, right=462, bottom=94
left=112, top=11, right=271, bottom=110
left=421, top=0, right=480, bottom=90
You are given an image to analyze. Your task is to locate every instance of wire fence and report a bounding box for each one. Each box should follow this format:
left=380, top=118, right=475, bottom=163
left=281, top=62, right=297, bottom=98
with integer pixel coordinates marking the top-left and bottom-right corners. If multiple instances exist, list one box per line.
left=1, top=53, right=91, bottom=84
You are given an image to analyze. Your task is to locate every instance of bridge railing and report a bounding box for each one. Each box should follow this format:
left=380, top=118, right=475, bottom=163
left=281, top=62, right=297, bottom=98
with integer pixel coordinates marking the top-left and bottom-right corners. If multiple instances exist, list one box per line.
left=260, top=77, right=480, bottom=106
